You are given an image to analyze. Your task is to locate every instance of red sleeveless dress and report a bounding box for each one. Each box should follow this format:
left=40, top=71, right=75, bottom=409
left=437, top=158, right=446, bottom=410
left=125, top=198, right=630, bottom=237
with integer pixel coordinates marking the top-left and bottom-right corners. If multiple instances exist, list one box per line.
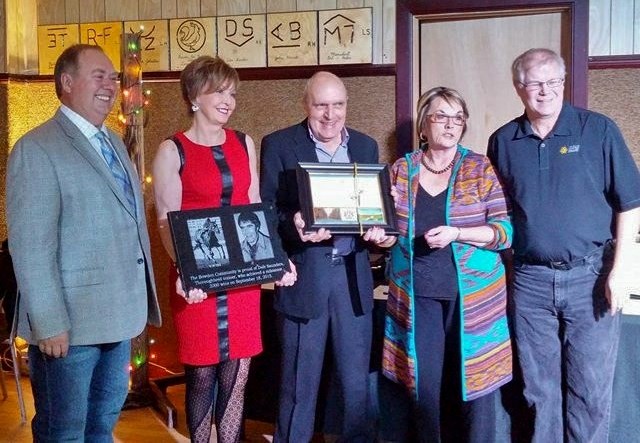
left=169, top=129, right=262, bottom=365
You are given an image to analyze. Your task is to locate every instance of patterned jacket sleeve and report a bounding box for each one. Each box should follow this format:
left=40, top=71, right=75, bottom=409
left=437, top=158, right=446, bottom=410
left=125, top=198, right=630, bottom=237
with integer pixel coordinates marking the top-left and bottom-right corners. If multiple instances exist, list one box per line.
left=480, top=156, right=512, bottom=251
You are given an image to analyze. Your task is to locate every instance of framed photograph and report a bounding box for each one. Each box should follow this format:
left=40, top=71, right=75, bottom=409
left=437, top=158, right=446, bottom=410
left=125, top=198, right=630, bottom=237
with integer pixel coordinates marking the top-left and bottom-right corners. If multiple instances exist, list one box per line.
left=296, top=162, right=398, bottom=234
left=167, top=203, right=289, bottom=293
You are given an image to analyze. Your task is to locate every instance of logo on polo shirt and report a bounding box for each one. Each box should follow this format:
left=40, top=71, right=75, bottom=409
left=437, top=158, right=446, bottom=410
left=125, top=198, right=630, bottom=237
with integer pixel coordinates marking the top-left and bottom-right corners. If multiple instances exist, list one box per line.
left=559, top=145, right=580, bottom=154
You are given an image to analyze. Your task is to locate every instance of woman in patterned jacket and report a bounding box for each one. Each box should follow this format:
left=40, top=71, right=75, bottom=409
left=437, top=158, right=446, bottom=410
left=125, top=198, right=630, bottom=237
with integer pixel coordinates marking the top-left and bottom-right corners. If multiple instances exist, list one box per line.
left=378, top=87, right=513, bottom=442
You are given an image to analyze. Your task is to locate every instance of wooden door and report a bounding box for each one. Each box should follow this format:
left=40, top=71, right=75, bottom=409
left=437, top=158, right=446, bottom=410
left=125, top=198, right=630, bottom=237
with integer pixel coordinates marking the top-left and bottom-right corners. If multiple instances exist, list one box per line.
left=396, top=0, right=589, bottom=154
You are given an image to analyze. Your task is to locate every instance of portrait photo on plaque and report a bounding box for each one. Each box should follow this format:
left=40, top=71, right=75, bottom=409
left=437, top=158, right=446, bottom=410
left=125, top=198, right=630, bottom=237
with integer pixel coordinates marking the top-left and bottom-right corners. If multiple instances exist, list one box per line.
left=168, top=203, right=289, bottom=293
left=296, top=162, right=398, bottom=235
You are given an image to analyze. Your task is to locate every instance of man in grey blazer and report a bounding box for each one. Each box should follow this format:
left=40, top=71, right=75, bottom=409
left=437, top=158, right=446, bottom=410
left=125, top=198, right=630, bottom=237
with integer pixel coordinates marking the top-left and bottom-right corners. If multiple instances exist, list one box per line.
left=6, top=44, right=161, bottom=441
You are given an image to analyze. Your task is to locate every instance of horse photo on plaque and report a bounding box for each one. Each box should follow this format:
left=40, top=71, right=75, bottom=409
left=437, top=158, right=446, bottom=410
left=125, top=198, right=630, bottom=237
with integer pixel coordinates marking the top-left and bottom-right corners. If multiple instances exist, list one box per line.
left=168, top=202, right=289, bottom=293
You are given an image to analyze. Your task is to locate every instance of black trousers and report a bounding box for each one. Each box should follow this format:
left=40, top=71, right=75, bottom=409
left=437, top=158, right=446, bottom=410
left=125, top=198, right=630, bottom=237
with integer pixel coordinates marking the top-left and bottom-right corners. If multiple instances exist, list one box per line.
left=412, top=296, right=495, bottom=443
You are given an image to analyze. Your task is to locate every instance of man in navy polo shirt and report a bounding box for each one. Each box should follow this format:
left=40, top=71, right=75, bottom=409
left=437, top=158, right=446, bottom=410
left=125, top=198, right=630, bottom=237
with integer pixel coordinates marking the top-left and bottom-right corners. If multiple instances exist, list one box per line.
left=488, top=48, right=640, bottom=442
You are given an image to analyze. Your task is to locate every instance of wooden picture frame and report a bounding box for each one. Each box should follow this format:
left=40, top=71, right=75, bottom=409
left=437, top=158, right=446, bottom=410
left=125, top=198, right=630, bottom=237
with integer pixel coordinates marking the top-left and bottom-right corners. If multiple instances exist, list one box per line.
left=296, top=162, right=398, bottom=235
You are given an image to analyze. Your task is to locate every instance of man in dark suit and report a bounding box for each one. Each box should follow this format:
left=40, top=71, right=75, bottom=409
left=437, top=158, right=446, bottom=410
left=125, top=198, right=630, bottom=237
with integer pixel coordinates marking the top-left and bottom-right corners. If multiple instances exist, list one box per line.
left=6, top=44, right=161, bottom=440
left=260, top=71, right=388, bottom=442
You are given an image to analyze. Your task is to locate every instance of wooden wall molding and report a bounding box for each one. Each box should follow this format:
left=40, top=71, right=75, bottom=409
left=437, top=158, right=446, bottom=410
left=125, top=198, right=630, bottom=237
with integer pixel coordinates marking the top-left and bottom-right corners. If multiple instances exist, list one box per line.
left=589, top=55, right=640, bottom=70
left=2, top=64, right=395, bottom=83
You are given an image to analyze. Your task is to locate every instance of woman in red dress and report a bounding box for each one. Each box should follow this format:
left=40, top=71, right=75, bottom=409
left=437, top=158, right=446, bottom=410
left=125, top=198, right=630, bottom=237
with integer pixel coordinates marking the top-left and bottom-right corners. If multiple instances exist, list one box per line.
left=152, top=56, right=295, bottom=443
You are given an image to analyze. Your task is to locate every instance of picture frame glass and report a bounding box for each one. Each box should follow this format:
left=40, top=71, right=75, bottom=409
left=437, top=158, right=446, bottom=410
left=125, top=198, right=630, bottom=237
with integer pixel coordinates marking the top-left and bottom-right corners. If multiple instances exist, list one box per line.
left=297, top=162, right=398, bottom=234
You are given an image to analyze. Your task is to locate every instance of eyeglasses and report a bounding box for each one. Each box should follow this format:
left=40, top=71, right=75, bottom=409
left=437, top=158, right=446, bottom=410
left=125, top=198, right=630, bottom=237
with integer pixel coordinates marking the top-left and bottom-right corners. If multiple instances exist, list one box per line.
left=427, top=112, right=466, bottom=126
left=519, top=78, right=565, bottom=91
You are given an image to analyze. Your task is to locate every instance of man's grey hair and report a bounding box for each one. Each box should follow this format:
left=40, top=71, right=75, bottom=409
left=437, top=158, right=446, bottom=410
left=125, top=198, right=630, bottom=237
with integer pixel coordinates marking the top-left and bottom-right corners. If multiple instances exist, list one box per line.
left=511, top=48, right=566, bottom=84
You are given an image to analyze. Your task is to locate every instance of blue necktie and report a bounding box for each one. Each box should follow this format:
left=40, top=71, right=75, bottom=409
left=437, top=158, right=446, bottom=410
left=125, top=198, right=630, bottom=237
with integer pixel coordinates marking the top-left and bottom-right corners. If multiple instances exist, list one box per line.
left=95, top=131, right=136, bottom=211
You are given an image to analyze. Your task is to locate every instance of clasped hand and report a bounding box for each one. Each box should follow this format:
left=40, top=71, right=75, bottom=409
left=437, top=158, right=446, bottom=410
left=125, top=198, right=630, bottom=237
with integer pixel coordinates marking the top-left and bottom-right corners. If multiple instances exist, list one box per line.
left=424, top=225, right=458, bottom=249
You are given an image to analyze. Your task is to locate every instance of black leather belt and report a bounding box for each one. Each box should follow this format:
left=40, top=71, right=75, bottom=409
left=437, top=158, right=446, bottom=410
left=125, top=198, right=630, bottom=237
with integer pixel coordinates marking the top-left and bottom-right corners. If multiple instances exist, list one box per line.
left=524, top=257, right=589, bottom=271
left=325, top=253, right=345, bottom=266
left=517, top=244, right=608, bottom=271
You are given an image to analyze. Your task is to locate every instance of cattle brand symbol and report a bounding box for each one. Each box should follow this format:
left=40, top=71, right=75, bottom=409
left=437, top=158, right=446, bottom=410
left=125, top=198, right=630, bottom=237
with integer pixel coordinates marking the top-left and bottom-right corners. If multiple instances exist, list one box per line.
left=270, top=21, right=302, bottom=48
left=177, top=20, right=206, bottom=53
left=224, top=18, right=255, bottom=47
left=128, top=25, right=157, bottom=51
left=323, top=14, right=355, bottom=45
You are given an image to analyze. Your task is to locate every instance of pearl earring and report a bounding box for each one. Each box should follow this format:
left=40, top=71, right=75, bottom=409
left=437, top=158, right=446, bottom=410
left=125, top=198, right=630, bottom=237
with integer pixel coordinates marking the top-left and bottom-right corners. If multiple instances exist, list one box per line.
left=191, top=103, right=200, bottom=112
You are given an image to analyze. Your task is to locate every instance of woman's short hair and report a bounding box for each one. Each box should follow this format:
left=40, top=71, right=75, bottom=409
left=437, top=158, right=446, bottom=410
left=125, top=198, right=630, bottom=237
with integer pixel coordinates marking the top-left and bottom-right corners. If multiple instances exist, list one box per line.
left=180, top=56, right=239, bottom=114
left=415, top=86, right=469, bottom=144
left=511, top=48, right=566, bottom=84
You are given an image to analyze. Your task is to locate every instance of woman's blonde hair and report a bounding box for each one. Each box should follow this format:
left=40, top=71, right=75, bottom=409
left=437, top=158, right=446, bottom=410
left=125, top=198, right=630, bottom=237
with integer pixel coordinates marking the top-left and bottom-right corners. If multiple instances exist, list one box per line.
left=416, top=86, right=469, bottom=144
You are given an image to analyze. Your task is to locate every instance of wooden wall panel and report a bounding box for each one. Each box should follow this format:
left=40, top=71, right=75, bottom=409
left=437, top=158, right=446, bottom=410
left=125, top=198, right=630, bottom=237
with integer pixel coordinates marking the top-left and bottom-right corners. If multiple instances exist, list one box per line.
left=610, top=0, right=634, bottom=55
left=65, top=0, right=79, bottom=23
left=6, top=0, right=38, bottom=74
left=161, top=0, right=177, bottom=19
left=217, top=0, right=249, bottom=16
left=200, top=0, right=217, bottom=16
left=589, top=0, right=640, bottom=56
left=250, top=0, right=267, bottom=13
left=636, top=2, right=640, bottom=54
left=177, top=0, right=200, bottom=19
left=636, top=2, right=640, bottom=53
left=297, top=0, right=336, bottom=11
left=365, top=0, right=382, bottom=64
left=0, top=1, right=5, bottom=72
left=337, top=0, right=364, bottom=8
left=38, top=0, right=66, bottom=25
left=267, top=0, right=296, bottom=12
left=106, top=0, right=138, bottom=21
left=381, top=0, right=394, bottom=63
left=589, top=0, right=611, bottom=56
left=79, top=0, right=105, bottom=23
left=139, top=0, right=162, bottom=20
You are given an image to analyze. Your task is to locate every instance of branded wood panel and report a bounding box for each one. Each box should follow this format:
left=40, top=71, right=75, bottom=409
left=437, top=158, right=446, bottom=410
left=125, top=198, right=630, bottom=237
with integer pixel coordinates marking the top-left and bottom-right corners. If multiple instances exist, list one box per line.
left=267, top=11, right=317, bottom=66
left=217, top=14, right=267, bottom=68
left=169, top=17, right=217, bottom=71
left=80, top=21, right=123, bottom=70
left=318, top=8, right=371, bottom=64
left=37, top=24, right=80, bottom=74
left=124, top=20, right=170, bottom=71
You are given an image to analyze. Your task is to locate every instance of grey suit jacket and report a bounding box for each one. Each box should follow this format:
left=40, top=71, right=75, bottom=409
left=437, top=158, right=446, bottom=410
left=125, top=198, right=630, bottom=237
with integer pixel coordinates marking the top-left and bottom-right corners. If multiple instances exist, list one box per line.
left=6, top=110, right=161, bottom=345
